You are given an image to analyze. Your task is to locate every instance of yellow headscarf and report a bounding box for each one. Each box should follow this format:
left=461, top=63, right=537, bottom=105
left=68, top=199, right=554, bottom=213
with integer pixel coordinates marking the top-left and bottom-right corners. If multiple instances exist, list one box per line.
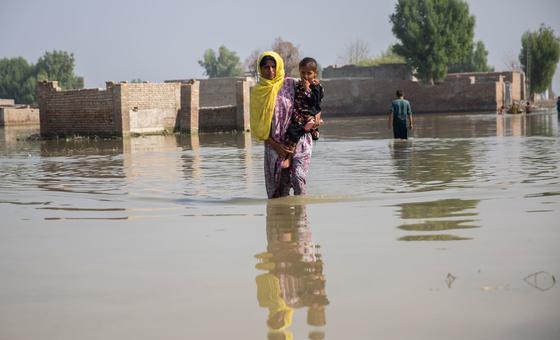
left=250, top=51, right=285, bottom=140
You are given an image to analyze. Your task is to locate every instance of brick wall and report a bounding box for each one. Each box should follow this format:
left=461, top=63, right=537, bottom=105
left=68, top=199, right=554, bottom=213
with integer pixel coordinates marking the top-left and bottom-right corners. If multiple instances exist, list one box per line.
left=321, top=77, right=501, bottom=116
left=447, top=71, right=525, bottom=101
left=168, top=77, right=255, bottom=108
left=37, top=78, right=249, bottom=137
left=199, top=77, right=243, bottom=107
left=199, top=105, right=238, bottom=131
left=38, top=81, right=117, bottom=136
left=122, top=83, right=181, bottom=134
left=178, top=81, right=200, bottom=133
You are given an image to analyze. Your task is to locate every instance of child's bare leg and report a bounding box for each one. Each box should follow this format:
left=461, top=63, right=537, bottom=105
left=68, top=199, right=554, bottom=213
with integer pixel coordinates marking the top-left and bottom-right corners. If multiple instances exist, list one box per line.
left=304, top=117, right=316, bottom=131
left=315, top=112, right=323, bottom=125
left=280, top=156, right=291, bottom=169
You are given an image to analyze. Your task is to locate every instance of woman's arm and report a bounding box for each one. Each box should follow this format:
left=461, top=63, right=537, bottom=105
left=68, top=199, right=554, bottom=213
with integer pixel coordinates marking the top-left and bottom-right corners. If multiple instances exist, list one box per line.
left=265, top=137, right=294, bottom=158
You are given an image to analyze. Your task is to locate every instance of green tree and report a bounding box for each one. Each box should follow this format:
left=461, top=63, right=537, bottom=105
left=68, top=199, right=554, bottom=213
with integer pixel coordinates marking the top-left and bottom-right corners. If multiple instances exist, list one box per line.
left=0, top=50, right=84, bottom=104
left=0, top=57, right=37, bottom=104
left=35, top=50, right=84, bottom=90
left=448, top=40, right=494, bottom=73
left=519, top=24, right=560, bottom=96
left=198, top=45, right=243, bottom=78
left=390, top=0, right=475, bottom=84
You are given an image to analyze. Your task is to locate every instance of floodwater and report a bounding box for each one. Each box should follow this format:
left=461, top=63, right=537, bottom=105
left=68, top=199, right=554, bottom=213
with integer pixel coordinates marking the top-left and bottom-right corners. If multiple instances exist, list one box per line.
left=1, top=112, right=559, bottom=340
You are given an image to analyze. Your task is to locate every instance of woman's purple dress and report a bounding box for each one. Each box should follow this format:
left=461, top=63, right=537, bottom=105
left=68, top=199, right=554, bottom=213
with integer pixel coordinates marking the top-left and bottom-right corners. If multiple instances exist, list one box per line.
left=264, top=77, right=313, bottom=199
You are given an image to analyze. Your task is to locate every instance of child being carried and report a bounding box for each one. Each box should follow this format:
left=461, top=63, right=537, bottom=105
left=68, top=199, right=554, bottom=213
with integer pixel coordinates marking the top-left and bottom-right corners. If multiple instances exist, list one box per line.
left=281, top=57, right=324, bottom=169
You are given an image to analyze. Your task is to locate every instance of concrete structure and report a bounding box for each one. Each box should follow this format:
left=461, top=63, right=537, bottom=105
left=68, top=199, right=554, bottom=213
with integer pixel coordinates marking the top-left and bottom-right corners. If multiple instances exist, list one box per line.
left=0, top=99, right=40, bottom=126
left=37, top=78, right=250, bottom=137
left=322, top=63, right=414, bottom=80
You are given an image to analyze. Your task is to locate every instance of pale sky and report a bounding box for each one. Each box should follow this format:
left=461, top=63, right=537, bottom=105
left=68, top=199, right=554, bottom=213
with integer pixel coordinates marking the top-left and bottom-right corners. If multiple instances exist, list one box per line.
left=1, top=0, right=559, bottom=92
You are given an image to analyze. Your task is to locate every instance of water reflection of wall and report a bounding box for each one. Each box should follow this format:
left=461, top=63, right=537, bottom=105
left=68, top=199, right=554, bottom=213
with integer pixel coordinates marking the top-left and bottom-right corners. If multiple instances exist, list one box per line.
left=255, top=203, right=329, bottom=339
left=0, top=126, right=40, bottom=147
left=39, top=139, right=126, bottom=195
left=396, top=199, right=480, bottom=241
left=121, top=135, right=184, bottom=188
left=176, top=132, right=254, bottom=198
left=390, top=140, right=475, bottom=192
left=499, top=113, right=558, bottom=137
left=412, top=114, right=497, bottom=138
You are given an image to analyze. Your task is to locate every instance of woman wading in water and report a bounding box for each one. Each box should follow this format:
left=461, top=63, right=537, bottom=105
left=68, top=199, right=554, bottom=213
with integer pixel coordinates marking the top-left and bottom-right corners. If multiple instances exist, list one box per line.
left=250, top=51, right=318, bottom=199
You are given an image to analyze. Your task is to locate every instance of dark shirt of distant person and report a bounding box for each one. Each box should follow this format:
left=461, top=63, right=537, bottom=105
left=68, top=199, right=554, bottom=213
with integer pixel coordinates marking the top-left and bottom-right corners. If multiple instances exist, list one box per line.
left=388, top=90, right=414, bottom=140
left=557, top=96, right=560, bottom=114
left=525, top=101, right=532, bottom=114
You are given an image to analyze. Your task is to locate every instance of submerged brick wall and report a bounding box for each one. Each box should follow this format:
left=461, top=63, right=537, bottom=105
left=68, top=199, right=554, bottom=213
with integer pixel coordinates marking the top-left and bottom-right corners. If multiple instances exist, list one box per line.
left=321, top=77, right=501, bottom=116
left=37, top=81, right=118, bottom=136
left=447, top=71, right=525, bottom=101
left=37, top=78, right=247, bottom=137
left=122, top=82, right=182, bottom=134
left=199, top=106, right=238, bottom=131
left=199, top=77, right=244, bottom=107
left=178, top=81, right=200, bottom=133
left=169, top=78, right=250, bottom=132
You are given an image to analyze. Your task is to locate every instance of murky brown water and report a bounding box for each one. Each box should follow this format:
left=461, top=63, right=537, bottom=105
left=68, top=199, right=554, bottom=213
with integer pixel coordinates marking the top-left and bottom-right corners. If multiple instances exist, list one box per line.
left=1, top=113, right=559, bottom=340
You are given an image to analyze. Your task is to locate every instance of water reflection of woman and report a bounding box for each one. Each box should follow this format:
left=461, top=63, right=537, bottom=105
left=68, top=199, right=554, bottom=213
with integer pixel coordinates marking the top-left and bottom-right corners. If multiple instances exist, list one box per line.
left=255, top=203, right=329, bottom=338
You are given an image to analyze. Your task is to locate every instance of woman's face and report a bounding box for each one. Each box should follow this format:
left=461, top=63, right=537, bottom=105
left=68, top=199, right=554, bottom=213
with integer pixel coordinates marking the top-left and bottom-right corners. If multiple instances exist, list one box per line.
left=260, top=60, right=276, bottom=80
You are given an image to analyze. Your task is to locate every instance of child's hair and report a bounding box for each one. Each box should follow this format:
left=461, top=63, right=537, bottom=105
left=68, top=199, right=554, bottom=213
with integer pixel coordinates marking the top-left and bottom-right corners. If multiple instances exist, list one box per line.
left=396, top=89, right=404, bottom=97
left=299, top=57, right=318, bottom=71
left=259, top=56, right=276, bottom=68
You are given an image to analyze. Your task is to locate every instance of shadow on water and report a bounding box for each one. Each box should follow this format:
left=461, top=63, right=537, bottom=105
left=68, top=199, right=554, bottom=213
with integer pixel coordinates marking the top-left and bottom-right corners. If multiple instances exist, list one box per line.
left=394, top=198, right=480, bottom=241
left=255, top=203, right=328, bottom=339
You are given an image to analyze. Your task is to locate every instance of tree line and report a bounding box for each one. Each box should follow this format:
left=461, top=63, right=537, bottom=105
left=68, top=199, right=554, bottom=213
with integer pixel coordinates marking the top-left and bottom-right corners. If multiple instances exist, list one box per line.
left=2, top=1, right=558, bottom=103
left=0, top=50, right=83, bottom=104
left=200, top=0, right=559, bottom=97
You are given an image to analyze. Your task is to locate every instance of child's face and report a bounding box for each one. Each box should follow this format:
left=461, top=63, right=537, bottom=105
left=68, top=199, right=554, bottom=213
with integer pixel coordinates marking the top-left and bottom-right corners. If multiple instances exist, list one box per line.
left=299, top=65, right=317, bottom=82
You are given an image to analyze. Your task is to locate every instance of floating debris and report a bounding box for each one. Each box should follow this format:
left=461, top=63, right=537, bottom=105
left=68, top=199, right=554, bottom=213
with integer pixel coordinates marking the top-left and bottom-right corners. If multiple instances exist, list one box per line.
left=445, top=273, right=457, bottom=288
left=524, top=271, right=556, bottom=291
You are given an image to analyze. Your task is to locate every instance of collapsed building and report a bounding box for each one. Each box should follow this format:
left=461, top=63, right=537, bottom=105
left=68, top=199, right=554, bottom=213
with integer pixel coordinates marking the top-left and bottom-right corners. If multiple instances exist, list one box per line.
left=37, top=78, right=251, bottom=137
left=32, top=64, right=527, bottom=137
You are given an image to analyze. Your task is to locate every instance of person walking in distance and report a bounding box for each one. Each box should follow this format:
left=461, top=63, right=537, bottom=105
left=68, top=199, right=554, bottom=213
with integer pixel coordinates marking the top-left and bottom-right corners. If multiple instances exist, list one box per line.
left=388, top=89, right=414, bottom=140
